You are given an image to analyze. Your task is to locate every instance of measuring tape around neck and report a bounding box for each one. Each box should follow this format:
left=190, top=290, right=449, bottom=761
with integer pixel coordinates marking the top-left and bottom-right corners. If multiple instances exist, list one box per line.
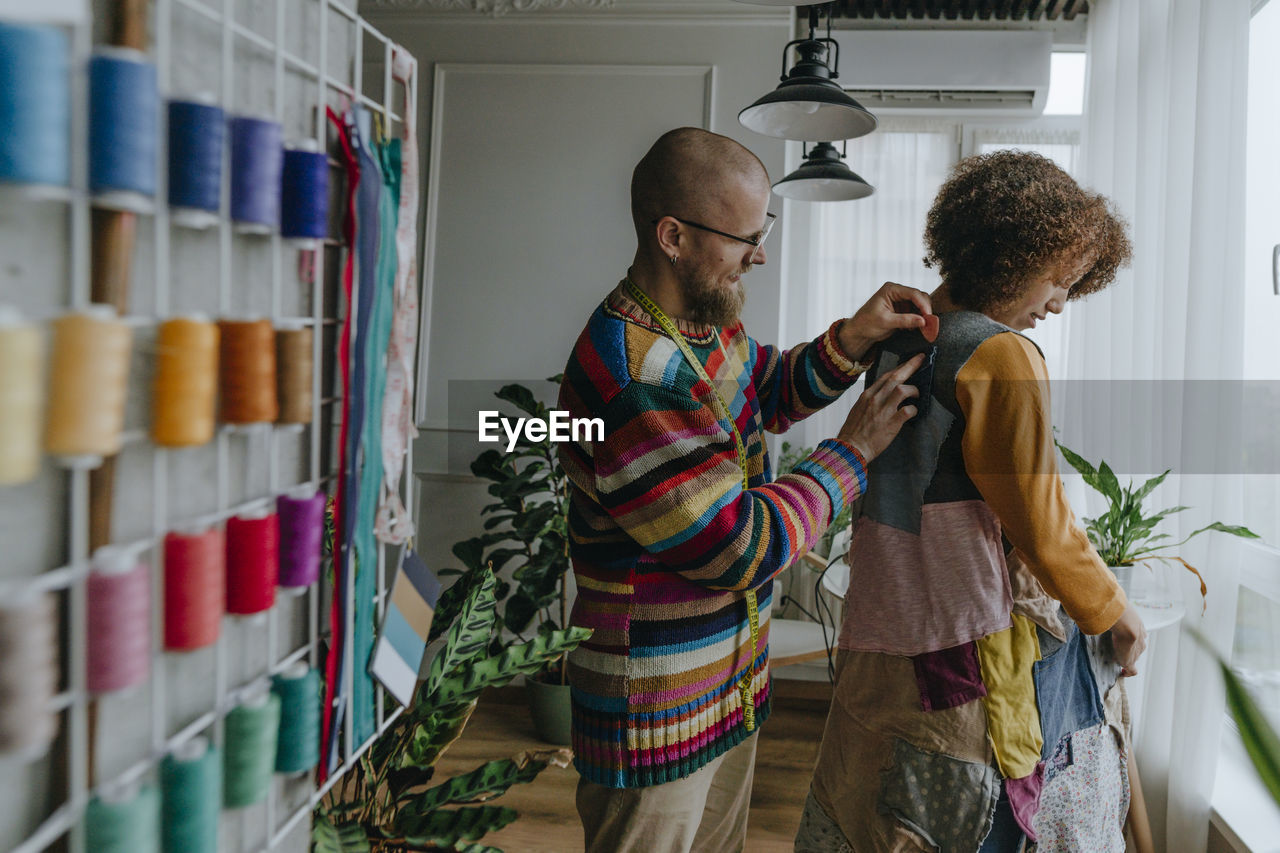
left=623, top=277, right=761, bottom=732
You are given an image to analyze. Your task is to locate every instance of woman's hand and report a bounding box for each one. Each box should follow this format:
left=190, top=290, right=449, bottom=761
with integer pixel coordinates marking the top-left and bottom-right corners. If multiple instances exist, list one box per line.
left=838, top=354, right=925, bottom=461
left=1109, top=602, right=1148, bottom=676
left=838, top=282, right=934, bottom=362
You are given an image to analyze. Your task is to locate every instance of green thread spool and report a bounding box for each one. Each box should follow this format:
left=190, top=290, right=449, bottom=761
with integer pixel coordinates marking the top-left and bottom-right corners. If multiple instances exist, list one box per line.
left=272, top=664, right=321, bottom=774
left=223, top=687, right=280, bottom=808
left=160, top=737, right=220, bottom=853
left=85, top=782, right=161, bottom=853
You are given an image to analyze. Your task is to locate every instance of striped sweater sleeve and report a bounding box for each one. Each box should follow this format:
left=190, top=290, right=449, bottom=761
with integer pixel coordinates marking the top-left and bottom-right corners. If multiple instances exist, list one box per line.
left=593, top=380, right=867, bottom=591
left=956, top=332, right=1127, bottom=635
left=751, top=320, right=867, bottom=434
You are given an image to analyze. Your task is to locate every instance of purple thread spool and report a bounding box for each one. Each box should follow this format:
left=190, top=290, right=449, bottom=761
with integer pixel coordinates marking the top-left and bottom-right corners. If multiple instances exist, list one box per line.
left=277, top=487, right=325, bottom=590
left=229, top=116, right=282, bottom=233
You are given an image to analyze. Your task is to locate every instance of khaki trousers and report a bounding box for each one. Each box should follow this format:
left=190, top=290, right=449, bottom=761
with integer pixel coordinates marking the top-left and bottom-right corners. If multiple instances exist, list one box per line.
left=576, top=733, right=759, bottom=853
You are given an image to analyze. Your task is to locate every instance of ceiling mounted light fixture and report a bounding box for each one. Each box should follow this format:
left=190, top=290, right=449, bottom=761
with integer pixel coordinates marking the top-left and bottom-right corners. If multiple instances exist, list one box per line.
left=739, top=3, right=877, bottom=142
left=772, top=142, right=873, bottom=202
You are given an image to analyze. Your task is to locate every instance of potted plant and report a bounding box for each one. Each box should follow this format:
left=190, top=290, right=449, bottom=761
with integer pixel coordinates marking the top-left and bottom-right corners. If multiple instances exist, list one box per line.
left=446, top=378, right=574, bottom=745
left=1055, top=440, right=1258, bottom=604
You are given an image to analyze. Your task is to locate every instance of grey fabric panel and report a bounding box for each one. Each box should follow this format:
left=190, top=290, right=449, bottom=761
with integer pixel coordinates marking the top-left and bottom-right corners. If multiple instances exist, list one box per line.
left=878, top=737, right=1000, bottom=853
left=861, top=312, right=1029, bottom=533
left=794, top=789, right=856, bottom=853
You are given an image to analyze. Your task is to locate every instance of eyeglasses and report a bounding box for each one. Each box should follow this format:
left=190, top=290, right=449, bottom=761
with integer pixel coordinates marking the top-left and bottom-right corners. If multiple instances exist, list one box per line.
left=653, top=212, right=778, bottom=264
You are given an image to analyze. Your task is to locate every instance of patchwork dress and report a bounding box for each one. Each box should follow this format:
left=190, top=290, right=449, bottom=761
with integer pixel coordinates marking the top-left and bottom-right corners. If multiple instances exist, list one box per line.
left=798, top=312, right=1132, bottom=852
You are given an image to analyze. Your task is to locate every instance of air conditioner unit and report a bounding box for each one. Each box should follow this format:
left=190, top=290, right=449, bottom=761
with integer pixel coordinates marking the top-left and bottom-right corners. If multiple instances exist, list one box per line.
left=833, top=30, right=1052, bottom=116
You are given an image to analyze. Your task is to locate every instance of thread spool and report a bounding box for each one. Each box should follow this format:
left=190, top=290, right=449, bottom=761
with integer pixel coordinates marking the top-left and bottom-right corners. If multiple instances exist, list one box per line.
left=87, top=547, right=151, bottom=694
left=152, top=315, right=218, bottom=447
left=229, top=116, right=282, bottom=233
left=280, top=140, right=328, bottom=243
left=0, top=593, right=58, bottom=760
left=168, top=97, right=224, bottom=229
left=160, top=737, right=220, bottom=853
left=218, top=318, right=277, bottom=425
left=89, top=47, right=158, bottom=212
left=275, top=324, right=313, bottom=426
left=225, top=509, right=278, bottom=615
left=277, top=487, right=325, bottom=591
left=223, top=686, right=280, bottom=808
left=0, top=307, right=44, bottom=485
left=44, top=306, right=132, bottom=468
left=0, top=23, right=70, bottom=189
left=86, top=782, right=160, bottom=853
left=163, top=525, right=224, bottom=651
left=271, top=664, right=321, bottom=773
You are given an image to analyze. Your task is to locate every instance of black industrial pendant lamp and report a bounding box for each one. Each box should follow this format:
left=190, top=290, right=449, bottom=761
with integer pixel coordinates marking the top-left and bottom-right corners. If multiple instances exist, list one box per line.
left=772, top=142, right=873, bottom=202
left=738, top=3, right=876, bottom=142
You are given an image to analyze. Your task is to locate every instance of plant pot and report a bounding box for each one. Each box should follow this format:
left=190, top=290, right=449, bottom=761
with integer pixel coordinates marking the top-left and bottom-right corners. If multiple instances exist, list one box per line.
left=526, top=677, right=572, bottom=746
left=1110, top=565, right=1134, bottom=597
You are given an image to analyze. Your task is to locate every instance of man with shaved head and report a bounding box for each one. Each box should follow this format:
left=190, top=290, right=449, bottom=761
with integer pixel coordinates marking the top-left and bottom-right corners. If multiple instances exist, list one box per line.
left=557, top=127, right=932, bottom=852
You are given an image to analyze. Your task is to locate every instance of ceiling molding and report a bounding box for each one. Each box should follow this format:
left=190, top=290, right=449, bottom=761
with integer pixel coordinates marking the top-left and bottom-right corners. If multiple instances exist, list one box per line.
left=364, top=0, right=616, bottom=15
left=360, top=0, right=790, bottom=20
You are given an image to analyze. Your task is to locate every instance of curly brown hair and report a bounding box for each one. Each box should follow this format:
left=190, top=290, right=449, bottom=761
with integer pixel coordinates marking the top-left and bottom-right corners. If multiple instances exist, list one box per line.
left=923, top=150, right=1131, bottom=312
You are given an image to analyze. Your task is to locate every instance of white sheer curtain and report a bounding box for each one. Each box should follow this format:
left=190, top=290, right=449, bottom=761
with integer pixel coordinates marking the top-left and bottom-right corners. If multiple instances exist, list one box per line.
left=1069, top=1, right=1251, bottom=850
left=793, top=127, right=952, bottom=451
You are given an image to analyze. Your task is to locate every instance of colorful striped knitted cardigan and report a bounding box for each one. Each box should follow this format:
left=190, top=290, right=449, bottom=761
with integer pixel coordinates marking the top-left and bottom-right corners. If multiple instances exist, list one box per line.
left=556, top=282, right=870, bottom=788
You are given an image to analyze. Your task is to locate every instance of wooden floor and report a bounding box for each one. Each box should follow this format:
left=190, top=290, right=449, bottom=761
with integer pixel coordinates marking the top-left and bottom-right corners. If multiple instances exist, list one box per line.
left=430, top=681, right=832, bottom=853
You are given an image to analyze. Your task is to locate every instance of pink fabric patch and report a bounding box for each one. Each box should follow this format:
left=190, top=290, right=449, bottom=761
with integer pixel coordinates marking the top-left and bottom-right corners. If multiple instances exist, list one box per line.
left=1006, top=762, right=1046, bottom=841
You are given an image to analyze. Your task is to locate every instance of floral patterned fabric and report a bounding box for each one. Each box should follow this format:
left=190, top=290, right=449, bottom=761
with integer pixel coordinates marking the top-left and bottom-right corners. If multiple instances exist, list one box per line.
left=1033, top=722, right=1130, bottom=852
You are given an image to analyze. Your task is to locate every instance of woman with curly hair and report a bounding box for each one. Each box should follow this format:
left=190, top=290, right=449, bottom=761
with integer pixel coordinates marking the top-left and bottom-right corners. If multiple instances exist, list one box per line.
left=795, top=151, right=1145, bottom=853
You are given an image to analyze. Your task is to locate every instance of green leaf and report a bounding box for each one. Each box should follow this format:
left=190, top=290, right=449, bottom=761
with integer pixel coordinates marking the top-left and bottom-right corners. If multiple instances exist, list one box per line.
left=515, top=504, right=558, bottom=542
left=404, top=757, right=553, bottom=813
left=469, top=449, right=510, bottom=482
left=1055, top=440, right=1103, bottom=491
left=1188, top=522, right=1261, bottom=540
left=495, top=383, right=544, bottom=417
left=424, top=570, right=498, bottom=698
left=1132, top=470, right=1171, bottom=505
left=312, top=816, right=371, bottom=853
left=396, top=805, right=520, bottom=847
left=433, top=627, right=593, bottom=707
left=430, top=567, right=490, bottom=643
left=452, top=539, right=489, bottom=572
left=1097, top=460, right=1123, bottom=505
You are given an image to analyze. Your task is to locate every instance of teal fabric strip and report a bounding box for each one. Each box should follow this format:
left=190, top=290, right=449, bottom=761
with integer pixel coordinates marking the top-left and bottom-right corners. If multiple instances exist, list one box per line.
left=353, top=135, right=402, bottom=740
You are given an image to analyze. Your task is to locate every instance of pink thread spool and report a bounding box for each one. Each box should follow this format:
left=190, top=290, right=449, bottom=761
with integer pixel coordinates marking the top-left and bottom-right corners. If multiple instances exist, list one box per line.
left=277, top=487, right=325, bottom=592
left=87, top=547, right=151, bottom=694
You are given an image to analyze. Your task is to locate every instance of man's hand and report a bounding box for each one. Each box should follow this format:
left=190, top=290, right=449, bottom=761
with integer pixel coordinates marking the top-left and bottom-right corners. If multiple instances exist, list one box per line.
left=837, top=354, right=924, bottom=461
left=1109, top=601, right=1148, bottom=677
left=839, top=282, right=934, bottom=362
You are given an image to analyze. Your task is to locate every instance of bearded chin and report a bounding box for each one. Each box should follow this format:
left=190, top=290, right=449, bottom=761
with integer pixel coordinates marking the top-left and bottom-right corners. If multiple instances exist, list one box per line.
left=681, top=270, right=747, bottom=327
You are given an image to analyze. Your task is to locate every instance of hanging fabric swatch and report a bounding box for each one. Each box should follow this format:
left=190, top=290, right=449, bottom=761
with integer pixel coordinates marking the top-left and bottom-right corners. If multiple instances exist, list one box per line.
left=369, top=548, right=439, bottom=708
left=375, top=46, right=422, bottom=546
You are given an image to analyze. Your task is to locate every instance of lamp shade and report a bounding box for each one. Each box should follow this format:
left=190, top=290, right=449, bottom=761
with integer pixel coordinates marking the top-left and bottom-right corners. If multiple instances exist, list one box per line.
left=772, top=142, right=874, bottom=202
left=739, top=39, right=877, bottom=141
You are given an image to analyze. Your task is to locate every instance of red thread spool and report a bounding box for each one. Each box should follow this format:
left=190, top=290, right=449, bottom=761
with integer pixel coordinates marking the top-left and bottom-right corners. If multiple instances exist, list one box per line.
left=163, top=526, right=224, bottom=651
left=87, top=548, right=151, bottom=694
left=225, top=510, right=278, bottom=615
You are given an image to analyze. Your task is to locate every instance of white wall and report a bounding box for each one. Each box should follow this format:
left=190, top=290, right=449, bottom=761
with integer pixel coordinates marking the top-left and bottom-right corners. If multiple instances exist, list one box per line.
left=360, top=0, right=793, bottom=576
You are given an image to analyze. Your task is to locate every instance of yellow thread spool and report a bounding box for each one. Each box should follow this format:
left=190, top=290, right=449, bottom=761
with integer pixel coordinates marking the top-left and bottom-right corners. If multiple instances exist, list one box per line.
left=0, top=308, right=44, bottom=485
left=152, top=315, right=218, bottom=447
left=218, top=318, right=277, bottom=425
left=44, top=307, right=132, bottom=463
left=275, top=325, right=313, bottom=425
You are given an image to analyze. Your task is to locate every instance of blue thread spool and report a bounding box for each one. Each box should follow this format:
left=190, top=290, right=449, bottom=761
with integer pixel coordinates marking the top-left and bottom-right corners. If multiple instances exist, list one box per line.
left=229, top=115, right=282, bottom=234
left=89, top=48, right=158, bottom=212
left=0, top=23, right=70, bottom=190
left=280, top=140, right=329, bottom=244
left=168, top=97, right=224, bottom=229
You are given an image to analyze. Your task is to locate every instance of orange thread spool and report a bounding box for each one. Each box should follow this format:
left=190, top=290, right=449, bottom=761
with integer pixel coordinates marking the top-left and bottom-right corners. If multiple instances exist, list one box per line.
left=275, top=325, right=313, bottom=425
left=44, top=307, right=132, bottom=462
left=152, top=315, right=218, bottom=447
left=0, top=308, right=44, bottom=485
left=218, top=318, right=277, bottom=425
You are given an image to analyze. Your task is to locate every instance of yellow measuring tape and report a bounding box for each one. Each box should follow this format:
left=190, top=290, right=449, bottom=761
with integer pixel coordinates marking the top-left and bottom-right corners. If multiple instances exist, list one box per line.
left=624, top=278, right=761, bottom=732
